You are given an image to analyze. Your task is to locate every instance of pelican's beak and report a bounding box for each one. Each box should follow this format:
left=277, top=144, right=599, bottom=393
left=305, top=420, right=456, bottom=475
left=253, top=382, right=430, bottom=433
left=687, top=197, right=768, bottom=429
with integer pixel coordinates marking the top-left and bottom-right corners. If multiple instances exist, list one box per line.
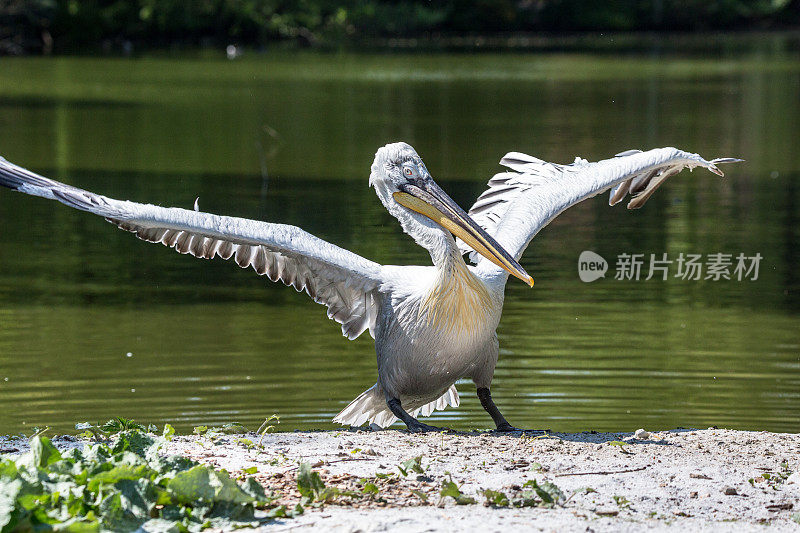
left=393, top=179, right=534, bottom=286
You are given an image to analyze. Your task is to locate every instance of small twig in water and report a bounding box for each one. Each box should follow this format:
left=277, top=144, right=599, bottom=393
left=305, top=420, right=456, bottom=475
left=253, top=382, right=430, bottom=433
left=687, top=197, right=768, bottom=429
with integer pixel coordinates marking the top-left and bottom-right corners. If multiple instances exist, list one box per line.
left=28, top=426, right=50, bottom=440
left=555, top=465, right=649, bottom=477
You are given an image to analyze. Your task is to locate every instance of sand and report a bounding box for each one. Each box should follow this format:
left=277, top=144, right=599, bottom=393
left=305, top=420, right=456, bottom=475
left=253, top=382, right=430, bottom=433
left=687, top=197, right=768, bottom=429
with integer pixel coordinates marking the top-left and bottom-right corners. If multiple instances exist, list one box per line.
left=165, top=427, right=800, bottom=531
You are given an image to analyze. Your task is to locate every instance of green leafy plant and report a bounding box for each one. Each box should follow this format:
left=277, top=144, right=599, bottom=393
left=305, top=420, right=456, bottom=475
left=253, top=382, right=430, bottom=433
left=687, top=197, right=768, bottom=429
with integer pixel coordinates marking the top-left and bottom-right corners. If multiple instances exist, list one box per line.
left=161, top=423, right=175, bottom=441
left=483, top=489, right=510, bottom=507
left=195, top=422, right=249, bottom=436
left=613, top=495, right=630, bottom=508
left=519, top=479, right=565, bottom=507
left=100, top=416, right=146, bottom=434
left=397, top=455, right=425, bottom=477
left=440, top=477, right=476, bottom=505
left=410, top=489, right=428, bottom=502
left=257, top=415, right=280, bottom=447
left=607, top=440, right=633, bottom=455
left=27, top=426, right=50, bottom=440
left=0, top=429, right=287, bottom=531
left=360, top=481, right=379, bottom=496
left=296, top=462, right=352, bottom=505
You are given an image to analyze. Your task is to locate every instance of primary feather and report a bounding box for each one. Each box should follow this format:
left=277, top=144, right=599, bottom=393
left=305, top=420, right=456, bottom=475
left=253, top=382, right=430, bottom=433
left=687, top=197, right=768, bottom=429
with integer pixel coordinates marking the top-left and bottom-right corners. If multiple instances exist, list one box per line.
left=459, top=147, right=743, bottom=266
left=0, top=156, right=384, bottom=340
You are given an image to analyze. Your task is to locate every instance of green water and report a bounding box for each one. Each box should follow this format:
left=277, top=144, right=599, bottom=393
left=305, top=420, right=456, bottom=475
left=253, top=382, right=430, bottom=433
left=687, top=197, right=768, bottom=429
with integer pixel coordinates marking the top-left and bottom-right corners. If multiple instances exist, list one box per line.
left=0, top=47, right=798, bottom=434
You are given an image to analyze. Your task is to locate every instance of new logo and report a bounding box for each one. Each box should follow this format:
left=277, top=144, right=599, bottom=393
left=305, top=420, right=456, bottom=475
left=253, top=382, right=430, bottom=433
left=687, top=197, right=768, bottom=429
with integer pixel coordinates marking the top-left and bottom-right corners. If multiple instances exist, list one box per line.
left=578, top=251, right=608, bottom=282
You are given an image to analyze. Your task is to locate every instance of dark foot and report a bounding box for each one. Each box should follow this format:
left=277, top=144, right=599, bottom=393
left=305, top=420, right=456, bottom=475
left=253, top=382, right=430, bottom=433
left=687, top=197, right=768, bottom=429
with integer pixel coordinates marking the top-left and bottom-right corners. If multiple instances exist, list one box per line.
left=387, top=397, right=447, bottom=433
left=406, top=420, right=446, bottom=433
left=477, top=387, right=519, bottom=431
left=494, top=423, right=523, bottom=432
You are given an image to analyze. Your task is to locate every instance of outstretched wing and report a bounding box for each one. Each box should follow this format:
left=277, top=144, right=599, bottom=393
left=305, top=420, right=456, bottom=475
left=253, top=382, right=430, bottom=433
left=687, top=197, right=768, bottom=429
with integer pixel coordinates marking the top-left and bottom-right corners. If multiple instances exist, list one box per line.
left=0, top=157, right=385, bottom=340
left=459, top=147, right=742, bottom=267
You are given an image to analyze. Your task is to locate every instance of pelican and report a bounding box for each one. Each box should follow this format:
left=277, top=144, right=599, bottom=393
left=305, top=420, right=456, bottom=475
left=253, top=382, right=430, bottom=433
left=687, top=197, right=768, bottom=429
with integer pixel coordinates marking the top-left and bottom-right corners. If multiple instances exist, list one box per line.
left=0, top=143, right=740, bottom=432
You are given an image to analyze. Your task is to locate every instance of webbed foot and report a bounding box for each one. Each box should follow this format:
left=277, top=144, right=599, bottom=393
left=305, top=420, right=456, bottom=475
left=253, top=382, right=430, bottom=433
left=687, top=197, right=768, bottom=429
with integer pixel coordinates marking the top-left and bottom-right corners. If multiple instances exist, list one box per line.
left=406, top=420, right=446, bottom=433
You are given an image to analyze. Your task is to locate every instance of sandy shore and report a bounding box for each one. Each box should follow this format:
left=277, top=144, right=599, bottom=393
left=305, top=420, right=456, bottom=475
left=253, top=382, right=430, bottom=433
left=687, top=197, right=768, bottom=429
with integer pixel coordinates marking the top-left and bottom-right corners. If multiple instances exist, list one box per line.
left=4, top=427, right=799, bottom=531
left=167, top=427, right=799, bottom=531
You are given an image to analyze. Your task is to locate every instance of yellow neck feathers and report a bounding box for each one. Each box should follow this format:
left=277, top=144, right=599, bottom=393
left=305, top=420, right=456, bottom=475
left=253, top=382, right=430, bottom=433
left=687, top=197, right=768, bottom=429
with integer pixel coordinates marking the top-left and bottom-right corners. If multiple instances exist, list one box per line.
left=419, top=259, right=493, bottom=336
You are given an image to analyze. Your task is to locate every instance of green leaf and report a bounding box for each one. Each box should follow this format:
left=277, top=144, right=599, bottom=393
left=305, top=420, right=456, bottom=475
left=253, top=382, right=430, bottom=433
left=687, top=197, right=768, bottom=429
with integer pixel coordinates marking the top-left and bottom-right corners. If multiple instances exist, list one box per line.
left=539, top=481, right=564, bottom=504
left=115, top=478, right=157, bottom=520
left=162, top=424, right=175, bottom=441
left=398, top=456, right=424, bottom=477
left=0, top=426, right=282, bottom=531
left=97, top=491, right=141, bottom=531
left=296, top=463, right=325, bottom=500
left=315, top=487, right=340, bottom=504
left=87, top=464, right=152, bottom=491
left=483, top=489, right=509, bottom=507
left=168, top=465, right=255, bottom=505
left=289, top=503, right=304, bottom=517
left=607, top=440, right=633, bottom=455
left=242, top=466, right=257, bottom=475
left=523, top=479, right=564, bottom=506
left=28, top=436, right=62, bottom=468
left=57, top=518, right=101, bottom=532
left=111, top=431, right=156, bottom=457
left=0, top=459, right=19, bottom=480
left=0, top=478, right=23, bottom=531
left=101, top=417, right=146, bottom=434
left=216, top=423, right=249, bottom=435
left=410, top=489, right=428, bottom=502
left=266, top=505, right=287, bottom=518
left=440, top=479, right=476, bottom=505
left=138, top=518, right=182, bottom=532
left=361, top=482, right=379, bottom=495
left=240, top=477, right=270, bottom=505
left=516, top=492, right=538, bottom=507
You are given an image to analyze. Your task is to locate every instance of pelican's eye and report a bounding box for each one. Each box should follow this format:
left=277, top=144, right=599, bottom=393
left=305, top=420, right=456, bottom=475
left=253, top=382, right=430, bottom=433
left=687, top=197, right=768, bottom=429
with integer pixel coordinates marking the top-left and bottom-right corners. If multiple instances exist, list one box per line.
left=403, top=167, right=414, bottom=177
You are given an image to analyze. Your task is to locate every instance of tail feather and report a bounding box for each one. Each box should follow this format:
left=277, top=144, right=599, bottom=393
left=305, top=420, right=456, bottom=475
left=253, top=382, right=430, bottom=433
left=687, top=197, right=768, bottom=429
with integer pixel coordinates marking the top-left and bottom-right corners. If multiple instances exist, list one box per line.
left=333, top=384, right=390, bottom=427
left=412, top=385, right=460, bottom=417
left=333, top=384, right=460, bottom=429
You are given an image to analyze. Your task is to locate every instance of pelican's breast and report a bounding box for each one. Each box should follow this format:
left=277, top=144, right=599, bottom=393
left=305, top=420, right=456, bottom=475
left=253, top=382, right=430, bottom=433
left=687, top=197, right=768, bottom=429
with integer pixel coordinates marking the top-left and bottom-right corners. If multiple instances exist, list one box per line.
left=418, top=261, right=496, bottom=340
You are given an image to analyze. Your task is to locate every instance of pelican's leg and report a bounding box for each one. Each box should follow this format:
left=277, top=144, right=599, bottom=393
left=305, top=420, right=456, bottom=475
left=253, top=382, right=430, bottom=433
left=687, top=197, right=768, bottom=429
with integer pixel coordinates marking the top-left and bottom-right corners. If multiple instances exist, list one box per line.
left=477, top=387, right=522, bottom=432
left=386, top=398, right=443, bottom=433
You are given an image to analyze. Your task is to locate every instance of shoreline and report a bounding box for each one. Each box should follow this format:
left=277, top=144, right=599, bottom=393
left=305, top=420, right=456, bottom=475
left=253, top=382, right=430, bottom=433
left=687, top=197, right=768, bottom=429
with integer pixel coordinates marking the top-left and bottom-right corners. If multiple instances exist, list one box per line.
left=5, top=427, right=798, bottom=531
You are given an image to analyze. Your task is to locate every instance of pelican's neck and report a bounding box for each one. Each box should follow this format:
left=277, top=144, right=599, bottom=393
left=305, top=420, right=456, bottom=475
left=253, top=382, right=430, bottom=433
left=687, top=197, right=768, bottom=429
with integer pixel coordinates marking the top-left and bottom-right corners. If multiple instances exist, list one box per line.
left=418, top=230, right=495, bottom=337
left=426, top=230, right=462, bottom=271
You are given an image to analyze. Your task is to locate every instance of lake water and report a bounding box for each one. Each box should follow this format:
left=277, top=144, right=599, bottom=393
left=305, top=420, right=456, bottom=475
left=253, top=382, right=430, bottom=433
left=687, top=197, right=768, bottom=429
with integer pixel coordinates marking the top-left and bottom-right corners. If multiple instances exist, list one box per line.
left=0, top=43, right=798, bottom=434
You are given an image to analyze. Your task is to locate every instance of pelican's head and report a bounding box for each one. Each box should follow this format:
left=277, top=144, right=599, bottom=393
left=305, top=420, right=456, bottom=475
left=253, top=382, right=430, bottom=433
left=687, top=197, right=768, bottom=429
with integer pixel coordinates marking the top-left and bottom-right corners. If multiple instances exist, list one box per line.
left=370, top=142, right=533, bottom=286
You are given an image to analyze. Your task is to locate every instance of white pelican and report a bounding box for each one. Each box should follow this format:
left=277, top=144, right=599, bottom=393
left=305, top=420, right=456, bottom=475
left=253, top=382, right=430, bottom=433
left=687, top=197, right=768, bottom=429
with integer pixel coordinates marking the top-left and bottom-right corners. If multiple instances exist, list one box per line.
left=0, top=143, right=740, bottom=432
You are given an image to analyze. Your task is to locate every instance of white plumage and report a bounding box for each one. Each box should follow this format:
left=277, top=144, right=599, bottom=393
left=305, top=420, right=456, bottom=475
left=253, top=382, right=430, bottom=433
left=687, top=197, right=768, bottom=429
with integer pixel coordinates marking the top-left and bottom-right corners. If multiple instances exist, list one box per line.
left=0, top=143, right=740, bottom=432
left=460, top=147, right=742, bottom=266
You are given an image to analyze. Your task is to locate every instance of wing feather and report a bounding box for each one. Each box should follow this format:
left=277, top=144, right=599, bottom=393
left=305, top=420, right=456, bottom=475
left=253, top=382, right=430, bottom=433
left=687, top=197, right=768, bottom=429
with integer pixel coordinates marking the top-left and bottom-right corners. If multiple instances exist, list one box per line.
left=458, top=147, right=742, bottom=269
left=0, top=157, right=385, bottom=340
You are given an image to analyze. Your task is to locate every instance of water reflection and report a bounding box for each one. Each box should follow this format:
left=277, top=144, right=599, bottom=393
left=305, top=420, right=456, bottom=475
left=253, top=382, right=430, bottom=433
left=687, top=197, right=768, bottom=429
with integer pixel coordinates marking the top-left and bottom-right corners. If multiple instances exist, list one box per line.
left=0, top=51, right=797, bottom=434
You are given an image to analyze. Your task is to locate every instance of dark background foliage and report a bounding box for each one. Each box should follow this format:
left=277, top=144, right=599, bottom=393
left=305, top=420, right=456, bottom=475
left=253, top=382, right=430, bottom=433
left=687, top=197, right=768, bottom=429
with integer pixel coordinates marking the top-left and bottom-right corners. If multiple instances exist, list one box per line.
left=1, top=0, right=799, bottom=54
